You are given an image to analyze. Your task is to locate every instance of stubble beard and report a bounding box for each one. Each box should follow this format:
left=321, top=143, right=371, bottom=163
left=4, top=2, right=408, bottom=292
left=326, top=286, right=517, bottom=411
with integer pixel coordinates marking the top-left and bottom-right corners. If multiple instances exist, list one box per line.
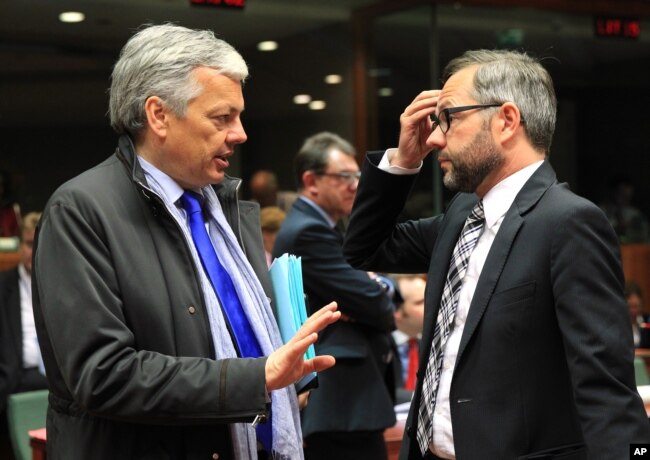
left=441, top=128, right=504, bottom=193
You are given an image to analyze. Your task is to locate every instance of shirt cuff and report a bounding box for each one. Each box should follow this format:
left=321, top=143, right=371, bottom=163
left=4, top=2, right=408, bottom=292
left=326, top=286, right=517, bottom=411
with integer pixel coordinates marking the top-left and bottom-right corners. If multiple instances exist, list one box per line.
left=377, top=148, right=422, bottom=175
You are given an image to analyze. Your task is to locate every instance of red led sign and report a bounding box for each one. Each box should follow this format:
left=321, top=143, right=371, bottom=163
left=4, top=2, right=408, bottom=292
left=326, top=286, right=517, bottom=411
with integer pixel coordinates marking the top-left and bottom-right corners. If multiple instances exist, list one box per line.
left=595, top=17, right=640, bottom=39
left=190, top=0, right=246, bottom=9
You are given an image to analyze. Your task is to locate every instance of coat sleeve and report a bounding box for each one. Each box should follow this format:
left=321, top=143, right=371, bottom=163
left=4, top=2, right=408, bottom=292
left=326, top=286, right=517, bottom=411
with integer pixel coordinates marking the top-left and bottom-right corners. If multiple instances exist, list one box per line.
left=344, top=152, right=440, bottom=274
left=550, top=198, right=650, bottom=454
left=33, top=196, right=268, bottom=425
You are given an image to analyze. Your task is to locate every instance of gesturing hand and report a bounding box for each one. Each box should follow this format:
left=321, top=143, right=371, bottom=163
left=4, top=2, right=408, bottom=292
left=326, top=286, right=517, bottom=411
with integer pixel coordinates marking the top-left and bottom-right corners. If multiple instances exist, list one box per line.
left=265, top=302, right=340, bottom=391
left=394, top=89, right=441, bottom=169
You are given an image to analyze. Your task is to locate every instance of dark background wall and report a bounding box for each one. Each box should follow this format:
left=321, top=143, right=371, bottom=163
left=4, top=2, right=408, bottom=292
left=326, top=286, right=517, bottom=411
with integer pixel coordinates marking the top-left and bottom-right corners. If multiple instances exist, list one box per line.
left=575, top=88, right=650, bottom=217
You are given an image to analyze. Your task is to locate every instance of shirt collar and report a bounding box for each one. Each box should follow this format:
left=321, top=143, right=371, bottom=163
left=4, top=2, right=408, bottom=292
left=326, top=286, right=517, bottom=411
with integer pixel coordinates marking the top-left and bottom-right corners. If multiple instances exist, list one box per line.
left=137, top=156, right=186, bottom=204
left=481, top=160, right=543, bottom=229
left=392, top=329, right=410, bottom=346
left=298, top=196, right=337, bottom=228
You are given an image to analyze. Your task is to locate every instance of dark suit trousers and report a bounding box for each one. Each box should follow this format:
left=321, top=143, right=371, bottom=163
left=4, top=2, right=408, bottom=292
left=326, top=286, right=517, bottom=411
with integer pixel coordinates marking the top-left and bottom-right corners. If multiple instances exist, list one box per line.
left=304, top=431, right=387, bottom=460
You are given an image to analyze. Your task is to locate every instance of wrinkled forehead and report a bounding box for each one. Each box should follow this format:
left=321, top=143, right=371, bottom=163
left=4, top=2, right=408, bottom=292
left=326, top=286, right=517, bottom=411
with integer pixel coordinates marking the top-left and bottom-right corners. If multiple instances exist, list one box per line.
left=438, top=65, right=478, bottom=109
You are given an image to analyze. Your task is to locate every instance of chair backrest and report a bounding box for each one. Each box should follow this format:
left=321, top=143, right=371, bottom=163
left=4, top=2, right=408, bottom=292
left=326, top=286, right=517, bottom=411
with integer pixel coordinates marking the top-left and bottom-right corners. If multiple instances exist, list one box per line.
left=6, top=389, right=48, bottom=460
left=634, top=357, right=650, bottom=386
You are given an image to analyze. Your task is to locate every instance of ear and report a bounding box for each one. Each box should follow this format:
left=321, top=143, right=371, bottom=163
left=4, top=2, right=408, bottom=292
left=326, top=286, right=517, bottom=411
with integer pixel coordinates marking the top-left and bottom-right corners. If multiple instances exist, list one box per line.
left=302, top=170, right=320, bottom=196
left=144, top=96, right=168, bottom=139
left=495, top=102, right=523, bottom=144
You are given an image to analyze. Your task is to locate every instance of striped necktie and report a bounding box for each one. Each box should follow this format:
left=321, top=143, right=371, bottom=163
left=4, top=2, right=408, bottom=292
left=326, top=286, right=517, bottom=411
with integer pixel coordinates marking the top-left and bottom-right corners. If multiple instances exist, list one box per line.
left=417, top=200, right=485, bottom=455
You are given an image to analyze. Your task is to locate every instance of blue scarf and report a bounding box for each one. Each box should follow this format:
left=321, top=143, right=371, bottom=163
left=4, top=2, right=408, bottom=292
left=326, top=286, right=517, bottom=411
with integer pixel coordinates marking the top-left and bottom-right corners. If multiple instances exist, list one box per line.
left=202, top=187, right=303, bottom=460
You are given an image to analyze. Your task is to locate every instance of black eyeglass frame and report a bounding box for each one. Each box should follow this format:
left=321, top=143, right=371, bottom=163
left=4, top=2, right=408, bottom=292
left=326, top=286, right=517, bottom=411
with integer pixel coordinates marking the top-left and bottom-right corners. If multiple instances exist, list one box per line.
left=314, top=171, right=362, bottom=183
left=430, top=103, right=525, bottom=134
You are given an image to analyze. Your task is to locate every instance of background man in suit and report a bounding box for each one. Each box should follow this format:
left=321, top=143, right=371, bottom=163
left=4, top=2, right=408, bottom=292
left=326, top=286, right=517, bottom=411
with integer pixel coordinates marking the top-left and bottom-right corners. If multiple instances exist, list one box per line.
left=0, top=212, right=47, bottom=459
left=0, top=211, right=47, bottom=404
left=391, top=274, right=426, bottom=404
left=32, top=24, right=339, bottom=460
left=273, top=131, right=397, bottom=460
left=343, top=49, right=650, bottom=459
left=626, top=280, right=649, bottom=348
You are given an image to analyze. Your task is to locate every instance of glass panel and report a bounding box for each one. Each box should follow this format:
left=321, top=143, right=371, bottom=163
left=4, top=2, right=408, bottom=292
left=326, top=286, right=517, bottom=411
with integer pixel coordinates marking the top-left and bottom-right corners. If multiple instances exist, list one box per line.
left=369, top=6, right=438, bottom=219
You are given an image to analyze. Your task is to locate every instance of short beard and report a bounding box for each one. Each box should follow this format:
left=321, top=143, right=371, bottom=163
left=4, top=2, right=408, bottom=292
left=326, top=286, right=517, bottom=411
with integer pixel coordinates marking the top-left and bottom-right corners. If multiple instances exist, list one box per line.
left=442, top=128, right=503, bottom=193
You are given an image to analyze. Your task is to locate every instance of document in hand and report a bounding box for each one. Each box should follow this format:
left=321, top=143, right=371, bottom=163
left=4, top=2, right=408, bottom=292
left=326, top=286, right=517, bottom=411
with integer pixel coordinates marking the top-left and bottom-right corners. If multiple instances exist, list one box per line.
left=269, top=253, right=318, bottom=393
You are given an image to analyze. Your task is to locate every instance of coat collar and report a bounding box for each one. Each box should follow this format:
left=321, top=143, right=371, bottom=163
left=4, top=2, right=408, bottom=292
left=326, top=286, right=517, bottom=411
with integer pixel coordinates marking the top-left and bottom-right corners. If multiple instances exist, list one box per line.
left=115, top=134, right=243, bottom=206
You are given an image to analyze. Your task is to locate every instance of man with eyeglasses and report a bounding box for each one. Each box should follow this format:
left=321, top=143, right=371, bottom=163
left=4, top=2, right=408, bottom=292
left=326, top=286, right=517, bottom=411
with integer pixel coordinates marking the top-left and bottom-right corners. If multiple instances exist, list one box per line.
left=344, top=49, right=650, bottom=459
left=273, top=131, right=398, bottom=460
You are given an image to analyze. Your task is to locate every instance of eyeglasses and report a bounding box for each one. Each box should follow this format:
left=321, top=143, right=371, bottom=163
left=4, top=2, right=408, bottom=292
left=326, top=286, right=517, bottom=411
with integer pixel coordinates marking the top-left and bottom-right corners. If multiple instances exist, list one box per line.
left=316, top=171, right=362, bottom=184
left=430, top=103, right=502, bottom=134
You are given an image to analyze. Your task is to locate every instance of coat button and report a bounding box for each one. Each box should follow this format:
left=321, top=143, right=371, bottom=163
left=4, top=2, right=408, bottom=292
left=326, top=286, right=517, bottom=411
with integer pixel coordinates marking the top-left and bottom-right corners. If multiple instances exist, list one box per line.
left=212, top=453, right=220, bottom=460
left=188, top=305, right=196, bottom=314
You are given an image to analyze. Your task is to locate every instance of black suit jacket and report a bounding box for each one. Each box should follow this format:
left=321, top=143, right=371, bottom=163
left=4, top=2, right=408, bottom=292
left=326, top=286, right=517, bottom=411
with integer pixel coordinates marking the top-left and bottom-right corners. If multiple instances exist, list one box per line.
left=344, top=154, right=650, bottom=459
left=0, top=267, right=48, bottom=411
left=273, top=197, right=397, bottom=437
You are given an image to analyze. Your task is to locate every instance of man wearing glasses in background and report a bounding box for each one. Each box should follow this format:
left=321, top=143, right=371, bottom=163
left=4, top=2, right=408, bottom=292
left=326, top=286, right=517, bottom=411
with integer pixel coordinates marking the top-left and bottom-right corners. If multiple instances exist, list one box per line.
left=273, top=132, right=398, bottom=460
left=343, top=49, right=650, bottom=459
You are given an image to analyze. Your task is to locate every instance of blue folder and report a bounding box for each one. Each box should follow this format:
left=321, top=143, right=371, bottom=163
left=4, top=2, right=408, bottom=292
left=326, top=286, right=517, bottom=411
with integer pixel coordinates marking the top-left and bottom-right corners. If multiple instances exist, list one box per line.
left=269, top=253, right=317, bottom=392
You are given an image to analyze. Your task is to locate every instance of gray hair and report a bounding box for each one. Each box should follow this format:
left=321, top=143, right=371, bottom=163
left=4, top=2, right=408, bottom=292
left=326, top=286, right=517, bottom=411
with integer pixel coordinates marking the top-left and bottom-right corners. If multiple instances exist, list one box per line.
left=294, top=132, right=356, bottom=190
left=109, top=23, right=248, bottom=135
left=443, top=49, right=556, bottom=155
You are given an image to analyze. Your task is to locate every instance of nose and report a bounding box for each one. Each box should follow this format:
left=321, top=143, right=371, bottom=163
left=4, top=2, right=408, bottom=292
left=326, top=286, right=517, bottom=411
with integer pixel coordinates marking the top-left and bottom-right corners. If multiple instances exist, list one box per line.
left=427, top=126, right=446, bottom=151
left=229, top=117, right=247, bottom=145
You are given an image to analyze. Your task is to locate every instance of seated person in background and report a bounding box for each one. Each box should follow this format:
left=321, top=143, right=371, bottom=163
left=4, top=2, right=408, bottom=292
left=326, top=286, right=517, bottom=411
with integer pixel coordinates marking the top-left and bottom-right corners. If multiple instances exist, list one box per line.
left=600, top=176, right=649, bottom=243
left=0, top=171, right=21, bottom=238
left=0, top=212, right=47, bottom=407
left=626, top=281, right=649, bottom=348
left=259, top=206, right=286, bottom=267
left=249, top=169, right=298, bottom=213
left=0, top=212, right=47, bottom=460
left=391, top=274, right=426, bottom=404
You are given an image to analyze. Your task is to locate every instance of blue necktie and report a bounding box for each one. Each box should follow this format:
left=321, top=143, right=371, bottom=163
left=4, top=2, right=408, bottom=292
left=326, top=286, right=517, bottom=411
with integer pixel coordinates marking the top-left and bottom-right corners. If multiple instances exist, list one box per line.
left=181, top=191, right=272, bottom=452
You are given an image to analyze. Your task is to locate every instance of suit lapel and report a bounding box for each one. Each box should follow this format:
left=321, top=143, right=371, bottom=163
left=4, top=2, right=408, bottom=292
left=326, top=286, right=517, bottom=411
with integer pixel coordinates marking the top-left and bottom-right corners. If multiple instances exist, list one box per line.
left=456, top=161, right=557, bottom=360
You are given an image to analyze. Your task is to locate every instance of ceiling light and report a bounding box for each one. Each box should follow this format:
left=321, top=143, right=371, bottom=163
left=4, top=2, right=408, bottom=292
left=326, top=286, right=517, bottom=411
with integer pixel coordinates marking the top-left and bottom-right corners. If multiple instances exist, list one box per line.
left=59, top=11, right=85, bottom=23
left=309, top=100, right=326, bottom=111
left=324, top=74, right=342, bottom=85
left=293, top=94, right=312, bottom=105
left=257, top=41, right=278, bottom=52
left=378, top=87, right=394, bottom=97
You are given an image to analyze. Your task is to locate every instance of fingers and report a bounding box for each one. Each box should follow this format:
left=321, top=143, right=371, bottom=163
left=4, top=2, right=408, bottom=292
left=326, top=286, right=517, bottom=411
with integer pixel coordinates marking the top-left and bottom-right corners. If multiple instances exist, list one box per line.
left=292, top=303, right=340, bottom=342
left=306, top=355, right=336, bottom=374
left=298, top=391, right=310, bottom=410
left=266, top=335, right=321, bottom=391
left=396, top=89, right=442, bottom=168
left=403, top=90, right=441, bottom=120
left=266, top=302, right=340, bottom=391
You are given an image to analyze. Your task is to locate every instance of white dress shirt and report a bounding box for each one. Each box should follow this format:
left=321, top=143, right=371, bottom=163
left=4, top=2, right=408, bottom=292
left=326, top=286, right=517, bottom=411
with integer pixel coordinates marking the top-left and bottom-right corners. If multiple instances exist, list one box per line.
left=137, top=156, right=238, bottom=360
left=19, top=264, right=41, bottom=369
left=379, top=149, right=543, bottom=459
